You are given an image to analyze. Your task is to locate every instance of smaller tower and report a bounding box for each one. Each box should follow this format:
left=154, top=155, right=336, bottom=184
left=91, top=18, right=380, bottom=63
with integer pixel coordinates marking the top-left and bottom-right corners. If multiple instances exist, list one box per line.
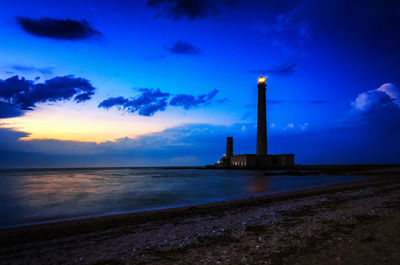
left=226, top=137, right=233, bottom=158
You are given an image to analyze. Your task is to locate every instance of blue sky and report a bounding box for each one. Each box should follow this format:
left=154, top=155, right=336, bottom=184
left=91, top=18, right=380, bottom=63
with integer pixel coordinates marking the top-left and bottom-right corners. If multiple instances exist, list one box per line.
left=0, top=0, right=400, bottom=167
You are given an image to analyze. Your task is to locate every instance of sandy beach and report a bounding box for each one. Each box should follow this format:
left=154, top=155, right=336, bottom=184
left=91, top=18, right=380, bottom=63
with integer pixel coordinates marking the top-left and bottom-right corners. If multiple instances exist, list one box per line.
left=1, top=165, right=399, bottom=265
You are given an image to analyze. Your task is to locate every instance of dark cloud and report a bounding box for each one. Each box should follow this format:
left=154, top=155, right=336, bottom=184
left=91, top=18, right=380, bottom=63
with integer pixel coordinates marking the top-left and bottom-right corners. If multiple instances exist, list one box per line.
left=0, top=75, right=95, bottom=117
left=250, top=62, right=297, bottom=76
left=99, top=88, right=170, bottom=116
left=98, top=97, right=128, bottom=109
left=217, top=97, right=229, bottom=103
left=147, top=0, right=233, bottom=21
left=11, top=65, right=54, bottom=75
left=17, top=17, right=101, bottom=40
left=167, top=41, right=201, bottom=55
left=0, top=102, right=24, bottom=118
left=99, top=88, right=221, bottom=116
left=169, top=89, right=218, bottom=109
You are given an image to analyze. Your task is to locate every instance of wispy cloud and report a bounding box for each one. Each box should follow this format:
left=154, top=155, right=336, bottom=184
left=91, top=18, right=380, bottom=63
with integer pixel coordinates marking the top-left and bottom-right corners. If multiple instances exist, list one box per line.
left=98, top=88, right=170, bottom=117
left=10, top=65, right=54, bottom=75
left=250, top=62, right=296, bottom=76
left=100, top=88, right=222, bottom=116
left=167, top=41, right=201, bottom=55
left=147, top=0, right=233, bottom=21
left=170, top=89, right=218, bottom=109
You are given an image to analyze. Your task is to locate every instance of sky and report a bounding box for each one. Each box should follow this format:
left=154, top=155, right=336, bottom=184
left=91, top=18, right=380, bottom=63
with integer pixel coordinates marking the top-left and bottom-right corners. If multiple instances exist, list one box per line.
left=0, top=0, right=400, bottom=168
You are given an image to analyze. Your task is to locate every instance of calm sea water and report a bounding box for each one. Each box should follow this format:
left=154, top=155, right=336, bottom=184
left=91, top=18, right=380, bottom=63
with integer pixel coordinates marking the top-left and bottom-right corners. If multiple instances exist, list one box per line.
left=0, top=168, right=364, bottom=228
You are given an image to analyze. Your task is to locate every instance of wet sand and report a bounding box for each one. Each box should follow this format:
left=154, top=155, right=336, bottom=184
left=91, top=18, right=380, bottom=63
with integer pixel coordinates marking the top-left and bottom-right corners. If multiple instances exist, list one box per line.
left=1, top=165, right=399, bottom=264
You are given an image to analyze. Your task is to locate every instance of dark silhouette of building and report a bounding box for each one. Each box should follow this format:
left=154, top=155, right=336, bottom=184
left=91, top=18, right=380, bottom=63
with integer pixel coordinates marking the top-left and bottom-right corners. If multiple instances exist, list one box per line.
left=210, top=77, right=294, bottom=169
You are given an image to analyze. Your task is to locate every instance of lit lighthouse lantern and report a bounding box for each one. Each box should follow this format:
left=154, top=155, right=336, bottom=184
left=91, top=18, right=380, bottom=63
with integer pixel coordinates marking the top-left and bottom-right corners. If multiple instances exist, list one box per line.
left=258, top=76, right=266, bottom=84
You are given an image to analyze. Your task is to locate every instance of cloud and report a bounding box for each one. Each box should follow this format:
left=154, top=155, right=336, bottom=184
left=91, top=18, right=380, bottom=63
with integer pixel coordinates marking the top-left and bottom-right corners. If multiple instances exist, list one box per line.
left=268, top=122, right=309, bottom=131
left=0, top=75, right=95, bottom=118
left=250, top=62, right=296, bottom=76
left=0, top=102, right=24, bottom=118
left=217, top=97, right=229, bottom=103
left=299, top=122, right=309, bottom=131
left=376, top=83, right=400, bottom=107
left=169, top=89, right=218, bottom=109
left=17, top=17, right=101, bottom=40
left=146, top=0, right=233, bottom=21
left=167, top=41, right=201, bottom=55
left=98, top=97, right=128, bottom=109
left=11, top=65, right=54, bottom=75
left=351, top=91, right=393, bottom=113
left=99, top=87, right=222, bottom=116
left=351, top=83, right=399, bottom=113
left=285, top=123, right=294, bottom=129
left=344, top=83, right=400, bottom=132
left=99, top=88, right=170, bottom=116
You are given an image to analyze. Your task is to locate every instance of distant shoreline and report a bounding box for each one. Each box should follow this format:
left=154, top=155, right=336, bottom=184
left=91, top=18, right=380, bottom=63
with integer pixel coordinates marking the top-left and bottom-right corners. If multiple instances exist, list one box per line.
left=0, top=164, right=399, bottom=171
left=0, top=166, right=204, bottom=171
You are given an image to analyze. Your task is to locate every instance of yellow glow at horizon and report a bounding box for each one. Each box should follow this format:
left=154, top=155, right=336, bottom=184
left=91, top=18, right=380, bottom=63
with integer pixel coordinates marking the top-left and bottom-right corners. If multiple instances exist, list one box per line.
left=0, top=102, right=235, bottom=143
left=0, top=106, right=171, bottom=143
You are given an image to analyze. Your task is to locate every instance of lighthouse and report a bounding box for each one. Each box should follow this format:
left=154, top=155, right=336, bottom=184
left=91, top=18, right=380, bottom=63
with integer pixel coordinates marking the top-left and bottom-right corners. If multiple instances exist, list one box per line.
left=256, top=76, right=267, bottom=155
left=209, top=76, right=294, bottom=169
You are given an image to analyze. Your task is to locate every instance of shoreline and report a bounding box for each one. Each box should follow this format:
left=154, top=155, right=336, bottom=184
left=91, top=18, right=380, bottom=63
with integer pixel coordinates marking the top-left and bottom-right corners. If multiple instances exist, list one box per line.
left=1, top=165, right=399, bottom=264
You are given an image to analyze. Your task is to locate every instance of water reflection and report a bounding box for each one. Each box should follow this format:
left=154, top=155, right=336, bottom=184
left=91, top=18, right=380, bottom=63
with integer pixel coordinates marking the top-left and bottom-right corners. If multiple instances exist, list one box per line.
left=245, top=171, right=271, bottom=193
left=0, top=168, right=364, bottom=227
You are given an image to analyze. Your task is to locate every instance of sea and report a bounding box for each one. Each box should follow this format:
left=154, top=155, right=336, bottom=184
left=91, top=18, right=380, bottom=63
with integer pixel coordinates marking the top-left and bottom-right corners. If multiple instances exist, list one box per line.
left=0, top=167, right=364, bottom=228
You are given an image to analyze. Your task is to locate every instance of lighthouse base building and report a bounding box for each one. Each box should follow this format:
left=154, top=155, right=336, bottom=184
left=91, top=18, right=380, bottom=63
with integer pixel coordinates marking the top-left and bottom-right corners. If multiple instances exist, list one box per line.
left=208, top=77, right=295, bottom=169
left=212, top=139, right=294, bottom=169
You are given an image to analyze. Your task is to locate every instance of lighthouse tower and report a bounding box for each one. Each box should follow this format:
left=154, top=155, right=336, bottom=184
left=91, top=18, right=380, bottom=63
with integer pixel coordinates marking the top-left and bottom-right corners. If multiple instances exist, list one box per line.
left=256, top=76, right=267, bottom=155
